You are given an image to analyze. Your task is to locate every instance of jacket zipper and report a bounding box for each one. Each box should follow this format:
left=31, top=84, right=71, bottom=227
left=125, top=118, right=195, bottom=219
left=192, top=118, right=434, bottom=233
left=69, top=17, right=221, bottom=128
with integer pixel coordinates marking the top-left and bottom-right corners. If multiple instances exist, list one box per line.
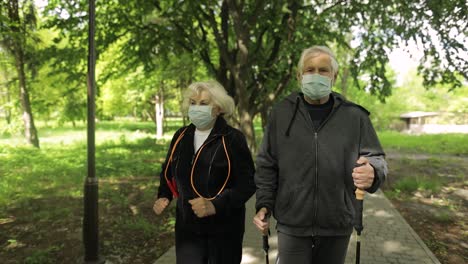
left=313, top=132, right=319, bottom=231
left=207, top=142, right=222, bottom=197
left=300, top=102, right=319, bottom=232
left=299, top=97, right=341, bottom=233
left=191, top=135, right=220, bottom=197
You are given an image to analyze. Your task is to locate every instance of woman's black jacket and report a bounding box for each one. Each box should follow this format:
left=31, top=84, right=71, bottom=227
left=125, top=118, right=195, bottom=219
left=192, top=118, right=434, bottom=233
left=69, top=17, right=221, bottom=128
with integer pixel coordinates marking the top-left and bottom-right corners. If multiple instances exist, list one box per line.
left=158, top=117, right=256, bottom=235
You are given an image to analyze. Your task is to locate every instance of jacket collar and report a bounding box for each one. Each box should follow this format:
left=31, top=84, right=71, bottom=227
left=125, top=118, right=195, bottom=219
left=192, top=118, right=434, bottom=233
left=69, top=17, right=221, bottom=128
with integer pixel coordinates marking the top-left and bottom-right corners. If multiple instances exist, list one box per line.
left=285, top=91, right=346, bottom=108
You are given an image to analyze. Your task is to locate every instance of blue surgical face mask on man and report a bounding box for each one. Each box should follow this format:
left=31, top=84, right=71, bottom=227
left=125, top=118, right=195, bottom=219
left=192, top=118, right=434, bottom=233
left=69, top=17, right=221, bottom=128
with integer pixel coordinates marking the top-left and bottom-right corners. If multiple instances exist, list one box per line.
left=301, top=74, right=333, bottom=100
left=188, top=105, right=215, bottom=129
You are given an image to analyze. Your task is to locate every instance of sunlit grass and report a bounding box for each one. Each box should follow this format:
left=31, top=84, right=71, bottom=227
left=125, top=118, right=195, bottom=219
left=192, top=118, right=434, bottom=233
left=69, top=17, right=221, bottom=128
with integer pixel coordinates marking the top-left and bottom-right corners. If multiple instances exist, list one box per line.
left=2, top=120, right=466, bottom=210
left=0, top=119, right=178, bottom=209
left=378, top=131, right=468, bottom=155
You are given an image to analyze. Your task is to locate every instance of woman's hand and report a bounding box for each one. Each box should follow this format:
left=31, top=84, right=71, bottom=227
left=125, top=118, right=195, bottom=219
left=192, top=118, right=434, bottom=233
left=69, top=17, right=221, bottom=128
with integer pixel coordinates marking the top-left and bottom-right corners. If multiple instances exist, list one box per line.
left=189, top=198, right=216, bottom=218
left=153, top=198, right=170, bottom=215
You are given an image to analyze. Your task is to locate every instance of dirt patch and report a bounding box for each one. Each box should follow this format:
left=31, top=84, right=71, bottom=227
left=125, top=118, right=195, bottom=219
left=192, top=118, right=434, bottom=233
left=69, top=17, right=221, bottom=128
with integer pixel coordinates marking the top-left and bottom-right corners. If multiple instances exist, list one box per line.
left=0, top=178, right=176, bottom=264
left=383, top=152, right=468, bottom=264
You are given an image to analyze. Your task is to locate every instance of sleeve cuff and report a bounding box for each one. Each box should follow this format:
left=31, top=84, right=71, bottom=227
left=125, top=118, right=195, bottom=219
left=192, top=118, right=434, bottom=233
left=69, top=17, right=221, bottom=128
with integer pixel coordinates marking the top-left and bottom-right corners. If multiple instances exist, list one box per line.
left=212, top=196, right=227, bottom=215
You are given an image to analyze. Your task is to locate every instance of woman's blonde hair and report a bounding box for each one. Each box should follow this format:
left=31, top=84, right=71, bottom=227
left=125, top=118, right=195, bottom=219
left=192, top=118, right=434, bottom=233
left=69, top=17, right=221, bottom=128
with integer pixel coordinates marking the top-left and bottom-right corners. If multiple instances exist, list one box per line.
left=182, top=80, right=235, bottom=117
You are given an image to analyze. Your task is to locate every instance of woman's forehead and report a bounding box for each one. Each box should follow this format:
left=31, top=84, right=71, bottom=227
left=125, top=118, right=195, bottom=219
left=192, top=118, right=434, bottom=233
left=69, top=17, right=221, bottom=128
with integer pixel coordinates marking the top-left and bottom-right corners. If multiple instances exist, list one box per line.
left=191, top=89, right=212, bottom=101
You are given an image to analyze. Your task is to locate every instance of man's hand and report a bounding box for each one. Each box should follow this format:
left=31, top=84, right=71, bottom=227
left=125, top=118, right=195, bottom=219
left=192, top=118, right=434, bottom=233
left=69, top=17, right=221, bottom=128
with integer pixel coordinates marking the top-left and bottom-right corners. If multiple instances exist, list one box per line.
left=352, top=156, right=375, bottom=190
left=253, top=207, right=270, bottom=235
left=153, top=198, right=170, bottom=215
left=189, top=198, right=216, bottom=218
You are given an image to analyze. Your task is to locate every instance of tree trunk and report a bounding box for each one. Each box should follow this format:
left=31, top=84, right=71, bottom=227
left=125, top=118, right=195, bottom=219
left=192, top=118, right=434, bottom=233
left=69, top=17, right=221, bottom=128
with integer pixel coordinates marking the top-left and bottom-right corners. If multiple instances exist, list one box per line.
left=8, top=0, right=39, bottom=148
left=1, top=71, right=12, bottom=125
left=6, top=86, right=11, bottom=125
left=155, top=89, right=164, bottom=139
left=235, top=73, right=256, bottom=152
left=16, top=49, right=39, bottom=148
left=237, top=104, right=256, bottom=153
left=259, top=106, right=268, bottom=132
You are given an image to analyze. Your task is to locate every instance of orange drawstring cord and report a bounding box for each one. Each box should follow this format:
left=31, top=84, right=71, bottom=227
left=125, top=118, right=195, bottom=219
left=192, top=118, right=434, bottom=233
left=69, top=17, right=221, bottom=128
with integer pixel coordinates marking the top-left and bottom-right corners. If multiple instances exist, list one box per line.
left=164, top=128, right=231, bottom=201
left=190, top=136, right=231, bottom=201
left=164, top=128, right=188, bottom=198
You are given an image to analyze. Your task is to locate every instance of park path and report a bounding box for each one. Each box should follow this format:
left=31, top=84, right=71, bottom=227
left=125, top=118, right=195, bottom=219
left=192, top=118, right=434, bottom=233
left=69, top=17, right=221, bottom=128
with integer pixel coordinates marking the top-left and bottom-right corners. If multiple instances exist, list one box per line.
left=155, top=190, right=440, bottom=264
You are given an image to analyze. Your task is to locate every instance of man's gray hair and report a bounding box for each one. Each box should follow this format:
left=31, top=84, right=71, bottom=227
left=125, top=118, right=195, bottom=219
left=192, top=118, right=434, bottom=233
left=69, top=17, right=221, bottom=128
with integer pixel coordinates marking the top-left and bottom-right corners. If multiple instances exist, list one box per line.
left=182, top=80, right=235, bottom=117
left=296, top=45, right=339, bottom=78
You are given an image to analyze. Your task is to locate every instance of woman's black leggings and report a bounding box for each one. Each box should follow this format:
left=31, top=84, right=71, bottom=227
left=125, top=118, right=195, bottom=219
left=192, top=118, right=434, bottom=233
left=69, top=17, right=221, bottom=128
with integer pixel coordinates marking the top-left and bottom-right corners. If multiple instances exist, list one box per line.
left=175, top=227, right=244, bottom=264
left=277, top=231, right=350, bottom=264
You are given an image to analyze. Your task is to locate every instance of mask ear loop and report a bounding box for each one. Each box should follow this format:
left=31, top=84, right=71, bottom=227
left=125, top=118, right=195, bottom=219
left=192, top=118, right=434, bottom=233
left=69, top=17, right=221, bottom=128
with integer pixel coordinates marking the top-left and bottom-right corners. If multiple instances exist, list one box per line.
left=190, top=136, right=231, bottom=201
left=164, top=127, right=188, bottom=198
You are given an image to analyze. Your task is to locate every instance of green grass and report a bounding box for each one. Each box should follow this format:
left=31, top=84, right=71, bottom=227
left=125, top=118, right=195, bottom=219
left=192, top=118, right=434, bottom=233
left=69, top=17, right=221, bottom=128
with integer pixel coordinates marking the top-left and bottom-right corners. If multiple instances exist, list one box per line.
left=378, top=131, right=468, bottom=155
left=119, top=216, right=160, bottom=239
left=1, top=121, right=466, bottom=211
left=392, top=176, right=443, bottom=194
left=24, top=246, right=62, bottom=264
left=0, top=120, right=179, bottom=209
left=2, top=121, right=466, bottom=207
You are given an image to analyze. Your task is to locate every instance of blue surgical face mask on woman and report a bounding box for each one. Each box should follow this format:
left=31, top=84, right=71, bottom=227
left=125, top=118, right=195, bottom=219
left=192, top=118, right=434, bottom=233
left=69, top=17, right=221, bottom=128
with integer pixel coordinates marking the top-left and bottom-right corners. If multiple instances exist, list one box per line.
left=188, top=105, right=215, bottom=129
left=301, top=74, right=333, bottom=100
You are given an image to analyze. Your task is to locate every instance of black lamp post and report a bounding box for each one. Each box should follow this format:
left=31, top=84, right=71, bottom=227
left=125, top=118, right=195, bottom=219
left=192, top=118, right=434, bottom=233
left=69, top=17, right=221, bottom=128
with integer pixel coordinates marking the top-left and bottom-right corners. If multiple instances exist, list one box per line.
left=83, top=0, right=104, bottom=263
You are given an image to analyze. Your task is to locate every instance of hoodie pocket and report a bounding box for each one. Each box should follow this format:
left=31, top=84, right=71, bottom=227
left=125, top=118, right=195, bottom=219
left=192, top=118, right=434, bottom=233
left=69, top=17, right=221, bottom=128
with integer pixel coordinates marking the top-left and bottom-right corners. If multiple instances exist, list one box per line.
left=317, top=188, right=355, bottom=229
left=274, top=186, right=292, bottom=217
left=275, top=185, right=315, bottom=225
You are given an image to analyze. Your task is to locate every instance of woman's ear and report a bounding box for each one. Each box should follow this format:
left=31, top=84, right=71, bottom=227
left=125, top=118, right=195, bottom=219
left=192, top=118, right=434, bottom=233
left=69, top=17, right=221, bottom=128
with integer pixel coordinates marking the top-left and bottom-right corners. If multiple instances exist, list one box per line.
left=212, top=105, right=222, bottom=116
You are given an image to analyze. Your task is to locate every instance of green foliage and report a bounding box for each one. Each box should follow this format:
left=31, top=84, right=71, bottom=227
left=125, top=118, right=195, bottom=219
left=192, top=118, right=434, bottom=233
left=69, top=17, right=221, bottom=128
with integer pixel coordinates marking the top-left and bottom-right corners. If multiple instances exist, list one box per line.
left=33, top=1, right=466, bottom=150
left=344, top=71, right=468, bottom=130
left=0, top=0, right=41, bottom=147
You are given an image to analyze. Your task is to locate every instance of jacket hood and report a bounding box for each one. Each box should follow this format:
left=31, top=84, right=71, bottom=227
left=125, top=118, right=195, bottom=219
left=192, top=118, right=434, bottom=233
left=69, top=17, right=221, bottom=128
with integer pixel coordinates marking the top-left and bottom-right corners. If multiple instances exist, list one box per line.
left=285, top=91, right=347, bottom=108
left=284, top=91, right=347, bottom=136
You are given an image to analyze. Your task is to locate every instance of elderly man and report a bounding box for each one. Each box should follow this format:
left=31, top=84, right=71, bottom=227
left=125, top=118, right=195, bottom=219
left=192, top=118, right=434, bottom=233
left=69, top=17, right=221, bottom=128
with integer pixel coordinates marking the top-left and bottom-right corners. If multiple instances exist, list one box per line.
left=253, top=45, right=387, bottom=264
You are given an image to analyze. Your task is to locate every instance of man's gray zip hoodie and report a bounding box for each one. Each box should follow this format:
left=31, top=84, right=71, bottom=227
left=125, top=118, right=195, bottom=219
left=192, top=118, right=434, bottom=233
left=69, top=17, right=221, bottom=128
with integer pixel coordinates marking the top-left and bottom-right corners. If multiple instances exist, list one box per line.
left=255, top=91, right=388, bottom=236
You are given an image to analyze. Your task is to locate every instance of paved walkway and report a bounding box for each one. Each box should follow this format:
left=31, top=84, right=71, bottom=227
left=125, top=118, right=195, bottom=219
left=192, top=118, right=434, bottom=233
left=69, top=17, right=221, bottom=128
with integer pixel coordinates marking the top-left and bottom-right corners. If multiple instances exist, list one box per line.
left=155, top=190, right=440, bottom=264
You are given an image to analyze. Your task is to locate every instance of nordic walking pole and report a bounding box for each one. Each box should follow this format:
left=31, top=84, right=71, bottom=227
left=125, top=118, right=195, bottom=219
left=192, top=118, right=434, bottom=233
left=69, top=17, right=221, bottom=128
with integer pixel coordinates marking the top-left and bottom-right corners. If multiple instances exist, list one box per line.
left=263, top=229, right=270, bottom=264
left=354, top=188, right=365, bottom=264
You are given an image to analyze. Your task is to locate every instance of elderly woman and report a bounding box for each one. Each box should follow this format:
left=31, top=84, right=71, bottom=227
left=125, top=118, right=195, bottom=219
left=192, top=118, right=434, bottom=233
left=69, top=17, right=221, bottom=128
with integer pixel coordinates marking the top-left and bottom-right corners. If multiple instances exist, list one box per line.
left=153, top=80, right=256, bottom=264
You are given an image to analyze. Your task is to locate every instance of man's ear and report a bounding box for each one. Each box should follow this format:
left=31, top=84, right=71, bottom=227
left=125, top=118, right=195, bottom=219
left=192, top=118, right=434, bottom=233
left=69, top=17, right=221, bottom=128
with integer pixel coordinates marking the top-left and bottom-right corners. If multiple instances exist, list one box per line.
left=333, top=72, right=339, bottom=85
left=296, top=72, right=302, bottom=82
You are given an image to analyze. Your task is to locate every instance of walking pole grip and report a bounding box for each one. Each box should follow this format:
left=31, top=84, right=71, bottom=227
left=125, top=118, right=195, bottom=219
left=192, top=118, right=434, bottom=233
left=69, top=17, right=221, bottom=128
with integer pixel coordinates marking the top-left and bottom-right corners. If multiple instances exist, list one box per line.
left=355, top=188, right=365, bottom=200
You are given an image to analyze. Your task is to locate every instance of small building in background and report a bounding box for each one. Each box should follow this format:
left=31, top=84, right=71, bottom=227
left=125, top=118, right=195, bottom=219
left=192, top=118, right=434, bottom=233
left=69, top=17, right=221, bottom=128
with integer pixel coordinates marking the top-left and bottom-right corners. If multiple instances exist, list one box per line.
left=400, top=111, right=468, bottom=134
left=400, top=111, right=439, bottom=133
